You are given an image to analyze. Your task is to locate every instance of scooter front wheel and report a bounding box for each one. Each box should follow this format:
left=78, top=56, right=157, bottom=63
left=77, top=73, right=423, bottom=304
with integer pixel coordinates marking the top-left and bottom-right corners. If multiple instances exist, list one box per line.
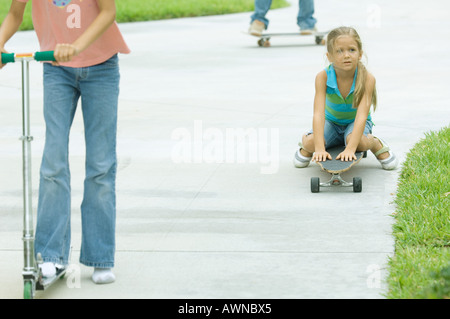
left=23, top=280, right=35, bottom=299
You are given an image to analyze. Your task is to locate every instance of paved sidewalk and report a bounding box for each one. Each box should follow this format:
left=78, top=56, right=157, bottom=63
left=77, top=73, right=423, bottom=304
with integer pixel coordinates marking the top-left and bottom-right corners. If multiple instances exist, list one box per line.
left=0, top=0, right=449, bottom=299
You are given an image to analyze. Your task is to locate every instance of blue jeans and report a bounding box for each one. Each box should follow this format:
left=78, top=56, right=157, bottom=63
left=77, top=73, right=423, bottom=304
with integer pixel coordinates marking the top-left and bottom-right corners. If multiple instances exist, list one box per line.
left=322, top=120, right=373, bottom=149
left=35, top=55, right=120, bottom=268
left=251, top=0, right=317, bottom=29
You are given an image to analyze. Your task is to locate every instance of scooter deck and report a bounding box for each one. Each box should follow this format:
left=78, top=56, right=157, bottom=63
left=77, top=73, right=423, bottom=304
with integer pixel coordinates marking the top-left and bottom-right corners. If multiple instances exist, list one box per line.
left=36, top=267, right=67, bottom=291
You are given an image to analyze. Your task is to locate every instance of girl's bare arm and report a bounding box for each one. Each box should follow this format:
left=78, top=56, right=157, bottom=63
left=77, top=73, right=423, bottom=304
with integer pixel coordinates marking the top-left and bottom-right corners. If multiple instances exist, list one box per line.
left=312, top=70, right=332, bottom=162
left=0, top=0, right=27, bottom=66
left=337, top=73, right=376, bottom=161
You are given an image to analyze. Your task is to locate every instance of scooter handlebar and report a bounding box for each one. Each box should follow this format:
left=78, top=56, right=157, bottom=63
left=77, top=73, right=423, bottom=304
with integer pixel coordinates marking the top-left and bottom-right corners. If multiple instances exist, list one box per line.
left=34, top=51, right=56, bottom=62
left=1, top=53, right=15, bottom=64
left=1, top=51, right=56, bottom=64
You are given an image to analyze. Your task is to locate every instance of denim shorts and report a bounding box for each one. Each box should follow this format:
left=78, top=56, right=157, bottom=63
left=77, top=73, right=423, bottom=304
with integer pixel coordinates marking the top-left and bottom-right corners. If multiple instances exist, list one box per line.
left=308, top=119, right=373, bottom=148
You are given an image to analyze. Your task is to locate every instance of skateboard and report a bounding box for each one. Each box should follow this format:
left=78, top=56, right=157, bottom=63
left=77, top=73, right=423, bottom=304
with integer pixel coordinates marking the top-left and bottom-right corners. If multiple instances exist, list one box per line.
left=250, top=31, right=328, bottom=47
left=311, top=145, right=367, bottom=193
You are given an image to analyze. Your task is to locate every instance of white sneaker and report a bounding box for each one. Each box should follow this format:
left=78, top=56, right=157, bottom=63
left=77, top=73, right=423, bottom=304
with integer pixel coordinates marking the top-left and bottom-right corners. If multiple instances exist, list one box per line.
left=293, top=149, right=312, bottom=168
left=40, top=262, right=56, bottom=277
left=39, top=262, right=66, bottom=278
left=373, top=136, right=398, bottom=170
left=379, top=152, right=399, bottom=170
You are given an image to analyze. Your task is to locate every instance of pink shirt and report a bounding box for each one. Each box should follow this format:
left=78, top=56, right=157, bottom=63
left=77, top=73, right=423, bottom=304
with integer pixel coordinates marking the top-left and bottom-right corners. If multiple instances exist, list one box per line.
left=17, top=0, right=130, bottom=67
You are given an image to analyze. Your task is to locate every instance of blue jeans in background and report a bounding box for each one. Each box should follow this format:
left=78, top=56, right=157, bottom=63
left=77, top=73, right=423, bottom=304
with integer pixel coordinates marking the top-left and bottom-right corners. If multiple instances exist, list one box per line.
left=251, top=0, right=317, bottom=30
left=35, top=55, right=120, bottom=269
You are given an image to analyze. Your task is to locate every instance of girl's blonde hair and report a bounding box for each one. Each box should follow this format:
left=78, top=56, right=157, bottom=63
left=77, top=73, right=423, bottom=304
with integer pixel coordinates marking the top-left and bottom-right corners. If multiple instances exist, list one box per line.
left=326, top=26, right=377, bottom=111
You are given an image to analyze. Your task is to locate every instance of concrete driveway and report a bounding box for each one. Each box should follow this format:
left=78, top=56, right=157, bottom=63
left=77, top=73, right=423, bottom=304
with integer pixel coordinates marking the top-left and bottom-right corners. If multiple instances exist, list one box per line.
left=0, top=0, right=449, bottom=299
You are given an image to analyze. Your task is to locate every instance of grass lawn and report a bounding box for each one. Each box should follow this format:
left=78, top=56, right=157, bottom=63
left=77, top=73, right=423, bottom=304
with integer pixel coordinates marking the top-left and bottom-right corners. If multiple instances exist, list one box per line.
left=0, top=0, right=290, bottom=31
left=387, top=126, right=450, bottom=299
left=0, top=1, right=33, bottom=30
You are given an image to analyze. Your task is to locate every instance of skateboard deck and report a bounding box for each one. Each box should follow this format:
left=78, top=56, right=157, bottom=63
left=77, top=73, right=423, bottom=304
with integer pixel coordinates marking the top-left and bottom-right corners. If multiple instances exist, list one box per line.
left=311, top=145, right=365, bottom=193
left=249, top=31, right=328, bottom=47
left=317, top=146, right=364, bottom=173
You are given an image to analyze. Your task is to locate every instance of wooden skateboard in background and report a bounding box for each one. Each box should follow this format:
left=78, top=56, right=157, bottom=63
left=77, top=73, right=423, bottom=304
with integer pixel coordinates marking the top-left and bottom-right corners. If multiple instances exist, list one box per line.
left=249, top=31, right=328, bottom=47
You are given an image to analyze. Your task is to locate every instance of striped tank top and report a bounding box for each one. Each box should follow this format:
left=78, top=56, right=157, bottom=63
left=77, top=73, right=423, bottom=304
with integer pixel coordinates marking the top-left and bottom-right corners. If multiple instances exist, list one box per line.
left=325, top=64, right=371, bottom=125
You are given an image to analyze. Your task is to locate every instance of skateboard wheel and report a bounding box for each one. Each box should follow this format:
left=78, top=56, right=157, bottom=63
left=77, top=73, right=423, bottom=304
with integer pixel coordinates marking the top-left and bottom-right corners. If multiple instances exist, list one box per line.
left=315, top=36, right=325, bottom=45
left=258, top=39, right=271, bottom=47
left=311, top=177, right=320, bottom=193
left=353, top=177, right=362, bottom=193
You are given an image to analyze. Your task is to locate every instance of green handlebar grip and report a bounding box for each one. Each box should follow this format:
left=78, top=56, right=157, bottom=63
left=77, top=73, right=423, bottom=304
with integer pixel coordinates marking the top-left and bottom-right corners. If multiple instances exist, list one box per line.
left=34, top=51, right=56, bottom=62
left=1, top=53, right=15, bottom=64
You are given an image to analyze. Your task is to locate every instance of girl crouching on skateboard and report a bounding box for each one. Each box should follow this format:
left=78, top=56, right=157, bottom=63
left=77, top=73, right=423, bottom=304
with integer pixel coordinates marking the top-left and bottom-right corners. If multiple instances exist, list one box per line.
left=0, top=0, right=130, bottom=284
left=293, top=26, right=398, bottom=170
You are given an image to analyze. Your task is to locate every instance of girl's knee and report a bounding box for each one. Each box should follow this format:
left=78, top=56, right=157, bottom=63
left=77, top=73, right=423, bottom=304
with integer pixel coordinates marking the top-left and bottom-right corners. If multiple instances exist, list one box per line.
left=302, top=133, right=311, bottom=141
left=359, top=138, right=371, bottom=151
left=301, top=133, right=314, bottom=153
left=347, top=134, right=371, bottom=151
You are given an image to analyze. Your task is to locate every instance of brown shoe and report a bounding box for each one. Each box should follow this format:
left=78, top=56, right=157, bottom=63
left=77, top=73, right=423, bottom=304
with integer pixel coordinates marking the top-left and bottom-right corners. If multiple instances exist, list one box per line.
left=249, top=20, right=265, bottom=36
left=300, top=27, right=317, bottom=35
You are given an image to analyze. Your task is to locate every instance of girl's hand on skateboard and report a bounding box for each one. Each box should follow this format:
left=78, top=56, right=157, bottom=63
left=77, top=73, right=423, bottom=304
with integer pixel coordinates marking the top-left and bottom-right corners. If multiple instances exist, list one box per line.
left=336, top=149, right=357, bottom=162
left=313, top=150, right=332, bottom=162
